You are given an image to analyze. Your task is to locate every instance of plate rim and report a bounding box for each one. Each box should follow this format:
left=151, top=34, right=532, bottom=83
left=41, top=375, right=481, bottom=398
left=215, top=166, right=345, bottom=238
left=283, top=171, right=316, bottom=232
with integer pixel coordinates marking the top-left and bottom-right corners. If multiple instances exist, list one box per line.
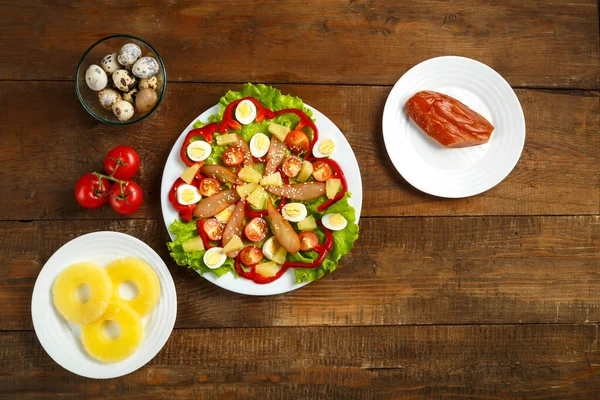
left=382, top=55, right=526, bottom=198
left=160, top=102, right=363, bottom=296
left=31, top=231, right=177, bottom=379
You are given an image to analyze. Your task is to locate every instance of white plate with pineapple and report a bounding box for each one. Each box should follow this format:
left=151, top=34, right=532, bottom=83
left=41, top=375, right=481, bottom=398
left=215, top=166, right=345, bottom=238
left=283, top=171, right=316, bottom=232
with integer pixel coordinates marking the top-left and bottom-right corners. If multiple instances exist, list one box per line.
left=31, top=231, right=177, bottom=379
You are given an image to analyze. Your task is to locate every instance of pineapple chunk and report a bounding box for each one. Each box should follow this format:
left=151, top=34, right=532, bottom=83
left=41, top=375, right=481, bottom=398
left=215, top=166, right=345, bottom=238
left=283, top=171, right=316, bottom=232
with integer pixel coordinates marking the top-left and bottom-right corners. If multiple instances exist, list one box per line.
left=215, top=133, right=238, bottom=146
left=297, top=215, right=317, bottom=231
left=246, top=186, right=268, bottom=210
left=180, top=163, right=202, bottom=184
left=52, top=262, right=113, bottom=325
left=81, top=300, right=143, bottom=363
left=268, top=122, right=290, bottom=142
left=272, top=246, right=287, bottom=265
left=236, top=182, right=259, bottom=199
left=260, top=172, right=284, bottom=187
left=238, top=165, right=262, bottom=183
left=223, top=235, right=244, bottom=254
left=182, top=236, right=205, bottom=252
left=326, top=178, right=342, bottom=200
left=105, top=258, right=160, bottom=317
left=255, top=261, right=282, bottom=278
left=296, top=160, right=313, bottom=182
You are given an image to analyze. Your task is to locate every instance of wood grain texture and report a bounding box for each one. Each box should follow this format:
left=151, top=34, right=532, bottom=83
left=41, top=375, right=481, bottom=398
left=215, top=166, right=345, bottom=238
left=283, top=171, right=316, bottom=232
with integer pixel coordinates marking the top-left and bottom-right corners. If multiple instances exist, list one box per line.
left=0, top=82, right=597, bottom=220
left=0, top=325, right=598, bottom=399
left=2, top=216, right=598, bottom=330
left=0, top=1, right=598, bottom=88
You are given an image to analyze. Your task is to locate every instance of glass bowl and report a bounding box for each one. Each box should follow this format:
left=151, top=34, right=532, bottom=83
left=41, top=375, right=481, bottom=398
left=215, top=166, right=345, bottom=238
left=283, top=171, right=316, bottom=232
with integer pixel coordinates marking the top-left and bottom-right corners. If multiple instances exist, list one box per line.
left=75, top=35, right=166, bottom=125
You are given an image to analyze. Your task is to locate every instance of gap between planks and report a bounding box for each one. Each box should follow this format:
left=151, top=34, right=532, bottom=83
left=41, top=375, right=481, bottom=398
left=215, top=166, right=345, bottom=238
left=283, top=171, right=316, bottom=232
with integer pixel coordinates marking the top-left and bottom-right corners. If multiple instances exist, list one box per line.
left=0, top=78, right=599, bottom=92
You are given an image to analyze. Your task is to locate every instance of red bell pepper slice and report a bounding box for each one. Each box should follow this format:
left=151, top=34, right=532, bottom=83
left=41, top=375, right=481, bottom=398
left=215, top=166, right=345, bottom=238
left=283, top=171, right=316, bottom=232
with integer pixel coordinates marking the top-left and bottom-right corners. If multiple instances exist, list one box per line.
left=219, top=97, right=275, bottom=133
left=180, top=123, right=219, bottom=166
left=283, top=222, right=334, bottom=269
left=234, top=255, right=290, bottom=284
left=274, top=108, right=319, bottom=159
left=195, top=219, right=213, bottom=250
left=316, top=158, right=348, bottom=212
left=169, top=177, right=200, bottom=222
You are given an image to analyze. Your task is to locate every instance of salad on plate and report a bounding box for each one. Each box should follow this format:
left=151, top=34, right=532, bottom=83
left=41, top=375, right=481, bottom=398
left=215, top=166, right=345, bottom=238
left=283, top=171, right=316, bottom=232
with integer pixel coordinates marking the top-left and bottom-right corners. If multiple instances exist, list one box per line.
left=167, top=84, right=359, bottom=285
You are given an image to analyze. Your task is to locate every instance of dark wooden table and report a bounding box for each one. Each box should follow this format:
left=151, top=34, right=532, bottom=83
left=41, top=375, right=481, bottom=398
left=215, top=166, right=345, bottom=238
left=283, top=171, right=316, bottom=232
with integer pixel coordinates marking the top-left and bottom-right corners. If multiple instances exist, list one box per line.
left=1, top=1, right=599, bottom=398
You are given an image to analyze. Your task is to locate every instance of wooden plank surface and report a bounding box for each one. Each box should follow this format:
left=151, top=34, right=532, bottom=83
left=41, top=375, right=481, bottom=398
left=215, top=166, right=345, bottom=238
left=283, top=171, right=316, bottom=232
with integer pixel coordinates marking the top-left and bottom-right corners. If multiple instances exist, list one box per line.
left=0, top=1, right=598, bottom=88
left=2, top=216, right=598, bottom=330
left=1, top=325, right=598, bottom=399
left=0, top=82, right=597, bottom=220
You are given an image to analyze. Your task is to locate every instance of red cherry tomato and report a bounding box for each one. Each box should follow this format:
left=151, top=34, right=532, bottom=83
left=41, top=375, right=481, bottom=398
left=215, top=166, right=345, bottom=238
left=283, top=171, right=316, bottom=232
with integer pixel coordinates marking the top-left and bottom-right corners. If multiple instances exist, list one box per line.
left=299, top=231, right=319, bottom=251
left=312, top=160, right=333, bottom=182
left=199, top=178, right=222, bottom=197
left=222, top=146, right=245, bottom=167
left=74, top=173, right=111, bottom=209
left=285, top=130, right=310, bottom=154
left=109, top=180, right=143, bottom=215
left=104, top=146, right=140, bottom=180
left=281, top=156, right=303, bottom=178
left=204, top=218, right=224, bottom=241
left=244, top=217, right=269, bottom=242
left=239, top=246, right=263, bottom=267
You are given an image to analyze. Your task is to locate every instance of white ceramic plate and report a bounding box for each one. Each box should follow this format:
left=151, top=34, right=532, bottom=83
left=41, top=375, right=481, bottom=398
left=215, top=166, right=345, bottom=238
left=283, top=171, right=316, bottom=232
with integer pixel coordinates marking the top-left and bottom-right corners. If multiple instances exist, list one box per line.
left=161, top=104, right=362, bottom=296
left=31, top=231, right=177, bottom=379
left=382, top=56, right=526, bottom=198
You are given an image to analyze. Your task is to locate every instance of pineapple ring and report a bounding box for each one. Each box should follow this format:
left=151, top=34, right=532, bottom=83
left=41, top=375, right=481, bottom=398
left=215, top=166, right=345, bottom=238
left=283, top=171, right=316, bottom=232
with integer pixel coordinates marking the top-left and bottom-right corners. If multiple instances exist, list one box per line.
left=105, top=258, right=160, bottom=317
left=82, top=300, right=143, bottom=363
left=52, top=262, right=113, bottom=324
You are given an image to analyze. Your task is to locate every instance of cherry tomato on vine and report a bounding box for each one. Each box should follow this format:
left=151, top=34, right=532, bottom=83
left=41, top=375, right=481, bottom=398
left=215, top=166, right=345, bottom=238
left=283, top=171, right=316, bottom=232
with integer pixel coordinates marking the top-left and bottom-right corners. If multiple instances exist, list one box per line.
left=109, top=180, right=143, bottom=215
left=74, top=173, right=111, bottom=209
left=104, top=146, right=140, bottom=180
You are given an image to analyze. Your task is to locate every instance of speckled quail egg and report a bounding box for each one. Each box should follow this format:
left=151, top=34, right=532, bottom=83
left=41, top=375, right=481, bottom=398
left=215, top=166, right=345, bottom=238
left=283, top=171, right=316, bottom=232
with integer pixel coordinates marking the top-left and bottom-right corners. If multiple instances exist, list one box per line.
left=112, top=100, right=135, bottom=122
left=135, top=88, right=157, bottom=113
left=117, top=43, right=142, bottom=67
left=132, top=56, right=159, bottom=79
left=112, top=69, right=137, bottom=92
left=121, top=88, right=138, bottom=105
left=100, top=52, right=121, bottom=74
left=85, top=64, right=107, bottom=91
left=138, top=76, right=158, bottom=90
left=98, top=88, right=122, bottom=110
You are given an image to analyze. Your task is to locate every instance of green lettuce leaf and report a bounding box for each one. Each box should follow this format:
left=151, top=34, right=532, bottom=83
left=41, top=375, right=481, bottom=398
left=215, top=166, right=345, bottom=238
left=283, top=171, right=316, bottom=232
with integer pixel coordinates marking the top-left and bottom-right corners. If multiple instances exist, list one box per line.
left=167, top=219, right=235, bottom=278
left=290, top=192, right=359, bottom=283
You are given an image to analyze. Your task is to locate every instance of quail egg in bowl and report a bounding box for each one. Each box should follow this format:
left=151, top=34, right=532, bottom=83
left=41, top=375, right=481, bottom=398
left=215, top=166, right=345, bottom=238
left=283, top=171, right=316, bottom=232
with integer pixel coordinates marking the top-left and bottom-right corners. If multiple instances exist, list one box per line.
left=76, top=35, right=166, bottom=125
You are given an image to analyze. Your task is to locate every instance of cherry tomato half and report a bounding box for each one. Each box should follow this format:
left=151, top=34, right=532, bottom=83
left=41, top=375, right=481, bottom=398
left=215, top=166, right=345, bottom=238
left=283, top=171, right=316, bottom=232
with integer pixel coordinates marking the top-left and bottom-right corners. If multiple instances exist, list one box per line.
left=109, top=180, right=143, bottom=215
left=204, top=218, right=224, bottom=241
left=104, top=146, right=140, bottom=180
left=299, top=231, right=319, bottom=251
left=222, top=146, right=245, bottom=167
left=281, top=156, right=303, bottom=178
left=75, top=173, right=111, bottom=209
left=199, top=178, right=222, bottom=197
left=244, top=217, right=269, bottom=242
left=239, top=246, right=263, bottom=267
left=285, top=130, right=310, bottom=154
left=312, top=160, right=333, bottom=182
